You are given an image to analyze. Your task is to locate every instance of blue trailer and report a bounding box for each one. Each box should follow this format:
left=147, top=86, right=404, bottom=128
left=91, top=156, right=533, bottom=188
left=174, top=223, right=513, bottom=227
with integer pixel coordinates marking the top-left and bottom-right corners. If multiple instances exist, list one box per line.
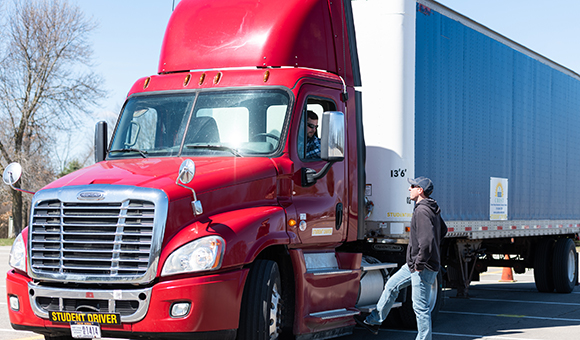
left=355, top=0, right=579, bottom=309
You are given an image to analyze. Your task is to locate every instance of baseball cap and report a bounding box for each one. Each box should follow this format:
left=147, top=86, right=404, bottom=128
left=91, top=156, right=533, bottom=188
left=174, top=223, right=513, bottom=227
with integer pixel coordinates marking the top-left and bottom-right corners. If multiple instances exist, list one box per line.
left=408, top=176, right=433, bottom=196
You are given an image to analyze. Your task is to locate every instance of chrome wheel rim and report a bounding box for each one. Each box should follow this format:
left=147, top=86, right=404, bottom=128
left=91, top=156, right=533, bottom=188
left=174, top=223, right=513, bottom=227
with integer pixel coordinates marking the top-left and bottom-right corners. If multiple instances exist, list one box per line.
left=567, top=248, right=575, bottom=282
left=269, top=283, right=282, bottom=339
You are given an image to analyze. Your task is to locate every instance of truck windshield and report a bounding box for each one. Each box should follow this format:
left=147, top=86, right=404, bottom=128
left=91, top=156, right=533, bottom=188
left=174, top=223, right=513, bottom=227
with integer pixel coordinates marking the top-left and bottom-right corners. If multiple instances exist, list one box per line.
left=108, top=89, right=290, bottom=159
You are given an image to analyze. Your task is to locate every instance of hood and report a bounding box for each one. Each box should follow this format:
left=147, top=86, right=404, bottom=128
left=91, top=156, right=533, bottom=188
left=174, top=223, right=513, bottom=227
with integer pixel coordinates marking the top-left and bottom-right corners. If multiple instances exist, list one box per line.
left=416, top=197, right=441, bottom=215
left=44, top=157, right=278, bottom=197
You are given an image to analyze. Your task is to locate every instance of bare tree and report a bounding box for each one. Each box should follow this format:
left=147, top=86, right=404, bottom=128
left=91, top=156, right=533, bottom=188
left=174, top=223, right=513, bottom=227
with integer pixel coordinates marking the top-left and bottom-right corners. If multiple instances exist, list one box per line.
left=54, top=107, right=119, bottom=173
left=0, top=0, right=106, bottom=234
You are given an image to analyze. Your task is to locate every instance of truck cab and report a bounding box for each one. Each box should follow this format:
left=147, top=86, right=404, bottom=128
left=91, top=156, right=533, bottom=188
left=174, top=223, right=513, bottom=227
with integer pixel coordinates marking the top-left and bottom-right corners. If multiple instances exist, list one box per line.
left=5, top=0, right=374, bottom=339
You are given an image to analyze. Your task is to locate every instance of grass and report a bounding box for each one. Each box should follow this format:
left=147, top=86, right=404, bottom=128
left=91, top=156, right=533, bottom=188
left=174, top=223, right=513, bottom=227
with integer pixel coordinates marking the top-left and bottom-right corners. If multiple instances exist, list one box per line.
left=0, top=238, right=15, bottom=246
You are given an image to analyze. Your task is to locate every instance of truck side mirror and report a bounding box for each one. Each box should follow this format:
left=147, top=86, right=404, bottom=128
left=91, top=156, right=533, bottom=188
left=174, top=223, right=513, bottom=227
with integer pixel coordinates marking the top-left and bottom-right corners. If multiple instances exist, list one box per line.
left=2, top=162, right=35, bottom=194
left=94, top=121, right=108, bottom=163
left=320, top=111, right=345, bottom=162
left=3, top=163, right=22, bottom=186
left=176, top=159, right=203, bottom=216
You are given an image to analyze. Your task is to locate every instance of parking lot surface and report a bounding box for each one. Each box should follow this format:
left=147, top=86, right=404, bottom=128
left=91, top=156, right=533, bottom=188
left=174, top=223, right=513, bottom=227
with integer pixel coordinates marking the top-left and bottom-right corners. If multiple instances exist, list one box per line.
left=346, top=262, right=580, bottom=340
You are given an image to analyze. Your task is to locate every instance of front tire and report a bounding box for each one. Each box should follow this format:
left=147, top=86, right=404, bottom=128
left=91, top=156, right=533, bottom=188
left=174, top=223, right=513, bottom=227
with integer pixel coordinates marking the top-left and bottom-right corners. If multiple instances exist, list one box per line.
left=552, top=238, right=577, bottom=293
left=238, top=260, right=283, bottom=340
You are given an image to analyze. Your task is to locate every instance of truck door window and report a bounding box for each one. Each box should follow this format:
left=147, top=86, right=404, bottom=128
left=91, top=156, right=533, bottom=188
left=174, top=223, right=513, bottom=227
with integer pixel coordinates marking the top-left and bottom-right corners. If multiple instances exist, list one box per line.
left=298, top=99, right=336, bottom=160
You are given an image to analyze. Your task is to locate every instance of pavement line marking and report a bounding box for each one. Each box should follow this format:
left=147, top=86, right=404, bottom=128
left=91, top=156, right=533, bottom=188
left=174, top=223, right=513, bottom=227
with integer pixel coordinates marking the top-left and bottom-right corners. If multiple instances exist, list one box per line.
left=381, top=328, right=543, bottom=340
left=441, top=310, right=580, bottom=322
left=467, top=297, right=580, bottom=306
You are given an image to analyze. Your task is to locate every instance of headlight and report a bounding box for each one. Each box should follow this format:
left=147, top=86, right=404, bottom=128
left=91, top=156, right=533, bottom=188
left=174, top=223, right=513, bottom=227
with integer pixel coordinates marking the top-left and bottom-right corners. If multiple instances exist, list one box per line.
left=161, top=236, right=225, bottom=276
left=9, top=233, right=26, bottom=272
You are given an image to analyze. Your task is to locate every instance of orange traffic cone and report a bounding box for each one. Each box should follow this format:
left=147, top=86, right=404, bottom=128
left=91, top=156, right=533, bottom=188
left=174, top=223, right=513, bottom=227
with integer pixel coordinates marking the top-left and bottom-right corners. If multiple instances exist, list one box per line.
left=499, top=254, right=516, bottom=282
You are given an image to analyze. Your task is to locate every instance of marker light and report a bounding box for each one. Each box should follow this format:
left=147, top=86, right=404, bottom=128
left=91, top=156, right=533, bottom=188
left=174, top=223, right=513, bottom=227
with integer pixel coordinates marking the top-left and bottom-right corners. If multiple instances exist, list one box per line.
left=183, top=74, right=191, bottom=87
left=213, top=72, right=222, bottom=84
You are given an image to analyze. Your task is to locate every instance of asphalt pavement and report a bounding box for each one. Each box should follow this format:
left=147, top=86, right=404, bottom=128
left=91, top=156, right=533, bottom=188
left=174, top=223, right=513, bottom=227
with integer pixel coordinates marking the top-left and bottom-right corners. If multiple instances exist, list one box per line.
left=345, top=256, right=580, bottom=340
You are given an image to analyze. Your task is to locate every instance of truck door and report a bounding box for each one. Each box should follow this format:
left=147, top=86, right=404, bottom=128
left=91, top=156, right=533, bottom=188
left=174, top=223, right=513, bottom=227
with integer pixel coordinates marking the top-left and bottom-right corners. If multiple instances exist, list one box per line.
left=291, top=85, right=347, bottom=245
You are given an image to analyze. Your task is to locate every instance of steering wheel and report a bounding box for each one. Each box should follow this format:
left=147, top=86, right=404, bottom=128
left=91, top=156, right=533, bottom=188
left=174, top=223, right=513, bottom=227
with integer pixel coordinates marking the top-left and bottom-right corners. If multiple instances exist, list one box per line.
left=253, top=133, right=280, bottom=141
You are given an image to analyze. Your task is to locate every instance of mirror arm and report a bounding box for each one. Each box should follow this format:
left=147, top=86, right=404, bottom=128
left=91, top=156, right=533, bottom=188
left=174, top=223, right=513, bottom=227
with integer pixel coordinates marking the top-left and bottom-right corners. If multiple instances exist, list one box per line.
left=176, top=181, right=204, bottom=216
left=176, top=181, right=199, bottom=201
left=301, top=161, right=336, bottom=187
left=10, top=184, right=35, bottom=195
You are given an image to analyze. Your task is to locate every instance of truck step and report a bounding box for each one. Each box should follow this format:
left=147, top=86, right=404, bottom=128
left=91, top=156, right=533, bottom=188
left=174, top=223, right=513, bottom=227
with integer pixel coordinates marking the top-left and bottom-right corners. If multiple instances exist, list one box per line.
left=308, top=308, right=359, bottom=320
left=307, top=269, right=354, bottom=276
left=361, top=262, right=397, bottom=271
left=357, top=302, right=402, bottom=313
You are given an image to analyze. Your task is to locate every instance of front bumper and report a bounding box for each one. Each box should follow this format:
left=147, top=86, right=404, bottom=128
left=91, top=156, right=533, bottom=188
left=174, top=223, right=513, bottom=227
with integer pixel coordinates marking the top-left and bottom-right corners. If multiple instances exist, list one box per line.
left=7, top=268, right=249, bottom=338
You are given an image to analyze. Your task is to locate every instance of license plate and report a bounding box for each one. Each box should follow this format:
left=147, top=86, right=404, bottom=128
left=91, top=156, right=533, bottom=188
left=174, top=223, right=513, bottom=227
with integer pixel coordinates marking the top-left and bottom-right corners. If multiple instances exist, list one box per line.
left=70, top=321, right=101, bottom=339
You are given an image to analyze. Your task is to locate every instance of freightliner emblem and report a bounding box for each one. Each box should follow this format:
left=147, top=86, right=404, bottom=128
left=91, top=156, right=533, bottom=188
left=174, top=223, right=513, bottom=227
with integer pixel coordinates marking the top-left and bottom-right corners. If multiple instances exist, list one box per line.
left=77, top=190, right=106, bottom=201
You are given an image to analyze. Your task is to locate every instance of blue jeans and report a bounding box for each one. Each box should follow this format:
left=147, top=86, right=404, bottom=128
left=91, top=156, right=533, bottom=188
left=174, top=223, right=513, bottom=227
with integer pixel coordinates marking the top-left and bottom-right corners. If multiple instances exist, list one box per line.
left=365, top=264, right=438, bottom=340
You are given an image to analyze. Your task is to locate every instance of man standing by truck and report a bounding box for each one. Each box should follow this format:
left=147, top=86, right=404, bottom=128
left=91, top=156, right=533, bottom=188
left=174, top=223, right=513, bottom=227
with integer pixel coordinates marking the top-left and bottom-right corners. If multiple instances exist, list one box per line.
left=356, top=176, right=446, bottom=339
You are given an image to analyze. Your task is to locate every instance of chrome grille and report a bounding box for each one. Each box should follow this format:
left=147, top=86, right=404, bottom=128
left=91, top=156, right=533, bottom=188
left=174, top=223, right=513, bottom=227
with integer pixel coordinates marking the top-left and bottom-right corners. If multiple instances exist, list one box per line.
left=28, top=185, right=168, bottom=284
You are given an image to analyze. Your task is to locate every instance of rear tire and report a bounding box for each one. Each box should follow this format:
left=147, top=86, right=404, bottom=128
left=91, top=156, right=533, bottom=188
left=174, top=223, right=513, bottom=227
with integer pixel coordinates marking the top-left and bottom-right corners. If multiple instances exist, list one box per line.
left=552, top=238, right=577, bottom=293
left=534, top=238, right=555, bottom=292
left=238, top=260, right=283, bottom=340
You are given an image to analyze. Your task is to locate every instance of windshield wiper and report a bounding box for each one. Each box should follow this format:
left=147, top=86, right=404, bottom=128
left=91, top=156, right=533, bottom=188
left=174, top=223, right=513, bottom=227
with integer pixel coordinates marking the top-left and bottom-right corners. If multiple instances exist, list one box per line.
left=185, top=144, right=243, bottom=157
left=109, top=148, right=148, bottom=158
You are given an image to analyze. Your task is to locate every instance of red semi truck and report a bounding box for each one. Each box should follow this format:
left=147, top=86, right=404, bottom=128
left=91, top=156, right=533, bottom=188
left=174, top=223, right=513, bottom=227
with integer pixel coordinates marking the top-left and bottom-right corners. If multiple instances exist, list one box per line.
left=4, top=0, right=579, bottom=339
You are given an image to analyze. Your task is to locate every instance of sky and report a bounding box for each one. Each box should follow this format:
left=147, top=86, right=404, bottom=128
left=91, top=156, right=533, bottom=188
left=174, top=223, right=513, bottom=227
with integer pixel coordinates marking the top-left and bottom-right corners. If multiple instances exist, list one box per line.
left=65, top=0, right=580, bottom=160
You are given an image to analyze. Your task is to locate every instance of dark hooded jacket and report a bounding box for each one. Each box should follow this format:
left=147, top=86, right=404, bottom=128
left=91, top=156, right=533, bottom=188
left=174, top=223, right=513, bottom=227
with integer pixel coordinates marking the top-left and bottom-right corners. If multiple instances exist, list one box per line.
left=407, top=197, right=447, bottom=272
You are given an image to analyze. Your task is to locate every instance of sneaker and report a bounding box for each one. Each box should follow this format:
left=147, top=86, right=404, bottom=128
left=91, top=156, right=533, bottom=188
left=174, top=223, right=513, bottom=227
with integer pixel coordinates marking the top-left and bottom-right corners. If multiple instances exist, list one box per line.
left=354, top=315, right=380, bottom=335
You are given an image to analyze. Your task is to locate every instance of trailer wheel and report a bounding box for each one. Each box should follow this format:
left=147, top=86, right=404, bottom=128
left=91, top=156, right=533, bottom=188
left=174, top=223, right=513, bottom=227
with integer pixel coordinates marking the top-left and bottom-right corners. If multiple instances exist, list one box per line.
left=396, top=270, right=443, bottom=329
left=533, top=238, right=555, bottom=292
left=238, top=260, right=283, bottom=340
left=552, top=238, right=577, bottom=293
